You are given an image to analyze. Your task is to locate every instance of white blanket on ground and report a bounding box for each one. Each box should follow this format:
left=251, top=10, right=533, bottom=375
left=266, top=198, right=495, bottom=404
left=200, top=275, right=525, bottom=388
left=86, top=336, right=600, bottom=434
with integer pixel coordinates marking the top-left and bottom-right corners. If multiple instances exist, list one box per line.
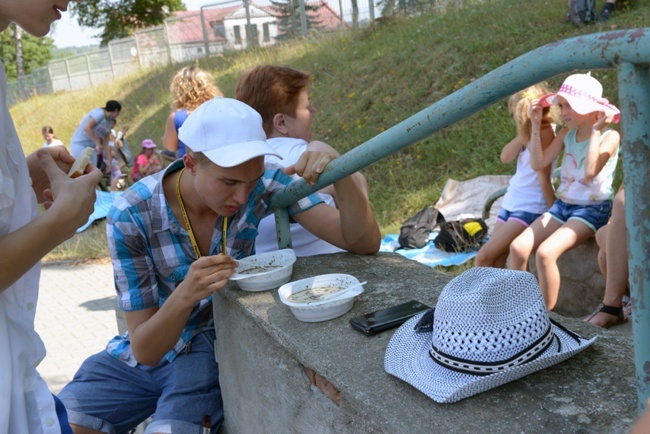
left=381, top=175, right=512, bottom=268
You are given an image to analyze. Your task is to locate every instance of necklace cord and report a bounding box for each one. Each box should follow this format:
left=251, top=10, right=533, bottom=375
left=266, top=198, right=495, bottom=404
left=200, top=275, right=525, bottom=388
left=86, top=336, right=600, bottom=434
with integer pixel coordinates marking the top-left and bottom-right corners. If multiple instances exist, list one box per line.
left=176, top=168, right=228, bottom=258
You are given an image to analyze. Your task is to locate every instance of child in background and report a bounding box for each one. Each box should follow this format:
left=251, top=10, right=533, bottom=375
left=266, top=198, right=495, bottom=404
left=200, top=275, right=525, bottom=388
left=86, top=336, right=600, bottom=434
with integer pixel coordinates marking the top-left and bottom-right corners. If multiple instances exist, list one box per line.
left=475, top=84, right=559, bottom=268
left=509, top=73, right=621, bottom=310
left=131, top=139, right=163, bottom=182
left=42, top=125, right=65, bottom=147
left=101, top=126, right=127, bottom=191
left=162, top=66, right=223, bottom=161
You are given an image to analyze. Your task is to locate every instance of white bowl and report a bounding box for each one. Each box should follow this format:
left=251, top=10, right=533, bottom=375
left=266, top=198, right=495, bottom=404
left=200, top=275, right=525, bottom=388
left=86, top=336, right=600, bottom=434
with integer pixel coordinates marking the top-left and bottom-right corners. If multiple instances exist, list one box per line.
left=278, top=274, right=364, bottom=322
left=230, top=249, right=296, bottom=292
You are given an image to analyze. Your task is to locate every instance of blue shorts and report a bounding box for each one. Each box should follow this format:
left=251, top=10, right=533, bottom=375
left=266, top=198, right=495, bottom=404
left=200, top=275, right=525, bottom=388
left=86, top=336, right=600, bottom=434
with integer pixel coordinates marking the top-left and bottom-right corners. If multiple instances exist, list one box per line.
left=497, top=208, right=542, bottom=227
left=547, top=199, right=612, bottom=233
left=58, top=330, right=222, bottom=434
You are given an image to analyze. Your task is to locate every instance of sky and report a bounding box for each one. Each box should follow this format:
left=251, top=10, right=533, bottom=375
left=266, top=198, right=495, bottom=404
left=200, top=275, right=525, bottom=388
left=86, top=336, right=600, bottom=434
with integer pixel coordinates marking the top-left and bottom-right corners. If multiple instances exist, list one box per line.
left=49, top=0, right=212, bottom=48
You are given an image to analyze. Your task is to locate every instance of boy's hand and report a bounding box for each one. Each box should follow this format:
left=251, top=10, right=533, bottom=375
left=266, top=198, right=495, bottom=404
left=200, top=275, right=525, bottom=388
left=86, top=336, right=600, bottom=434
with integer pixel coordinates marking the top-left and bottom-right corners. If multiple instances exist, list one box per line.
left=179, top=254, right=238, bottom=305
left=285, top=141, right=340, bottom=185
left=284, top=150, right=336, bottom=185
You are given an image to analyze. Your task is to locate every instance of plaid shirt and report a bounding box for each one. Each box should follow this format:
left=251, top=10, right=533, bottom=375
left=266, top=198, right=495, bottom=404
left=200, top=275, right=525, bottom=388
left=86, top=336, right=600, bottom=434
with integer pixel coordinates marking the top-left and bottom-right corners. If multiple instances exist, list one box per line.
left=106, top=160, right=322, bottom=366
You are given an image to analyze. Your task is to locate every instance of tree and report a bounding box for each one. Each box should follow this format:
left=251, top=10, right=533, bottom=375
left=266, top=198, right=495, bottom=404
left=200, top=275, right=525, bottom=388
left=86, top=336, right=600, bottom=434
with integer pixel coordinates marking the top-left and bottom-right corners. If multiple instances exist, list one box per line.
left=13, top=24, right=24, bottom=78
left=270, top=0, right=324, bottom=40
left=0, top=28, right=54, bottom=81
left=70, top=0, right=186, bottom=46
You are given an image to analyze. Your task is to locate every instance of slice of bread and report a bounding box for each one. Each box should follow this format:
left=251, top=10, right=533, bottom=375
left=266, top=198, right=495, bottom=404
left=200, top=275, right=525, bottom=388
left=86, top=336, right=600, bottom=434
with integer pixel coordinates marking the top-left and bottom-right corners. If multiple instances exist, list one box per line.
left=68, top=147, right=95, bottom=178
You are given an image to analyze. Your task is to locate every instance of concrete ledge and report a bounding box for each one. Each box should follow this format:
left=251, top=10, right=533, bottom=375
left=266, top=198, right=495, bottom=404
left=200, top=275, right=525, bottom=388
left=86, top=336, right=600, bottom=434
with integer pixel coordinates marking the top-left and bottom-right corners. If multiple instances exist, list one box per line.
left=214, top=253, right=636, bottom=433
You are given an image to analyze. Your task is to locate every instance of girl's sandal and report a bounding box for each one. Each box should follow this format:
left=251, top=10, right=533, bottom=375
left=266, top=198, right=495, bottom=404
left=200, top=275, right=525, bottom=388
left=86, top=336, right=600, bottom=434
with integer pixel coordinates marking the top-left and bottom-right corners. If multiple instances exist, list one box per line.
left=585, top=304, right=626, bottom=329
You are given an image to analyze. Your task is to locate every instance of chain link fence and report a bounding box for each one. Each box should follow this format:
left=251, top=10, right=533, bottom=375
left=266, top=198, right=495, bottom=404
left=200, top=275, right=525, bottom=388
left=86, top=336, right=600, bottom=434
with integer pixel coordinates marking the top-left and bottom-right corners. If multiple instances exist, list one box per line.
left=6, top=0, right=475, bottom=106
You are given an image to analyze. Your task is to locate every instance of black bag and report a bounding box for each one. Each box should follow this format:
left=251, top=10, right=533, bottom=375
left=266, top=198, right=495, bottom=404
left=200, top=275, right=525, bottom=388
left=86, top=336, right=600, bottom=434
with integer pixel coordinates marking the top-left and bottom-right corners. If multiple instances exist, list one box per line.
left=568, top=0, right=596, bottom=26
left=398, top=207, right=445, bottom=249
left=433, top=218, right=488, bottom=252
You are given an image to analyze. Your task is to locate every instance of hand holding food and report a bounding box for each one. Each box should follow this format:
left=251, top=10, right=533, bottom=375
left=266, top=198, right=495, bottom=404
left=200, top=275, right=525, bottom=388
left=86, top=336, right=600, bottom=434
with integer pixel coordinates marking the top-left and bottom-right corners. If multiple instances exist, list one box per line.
left=68, top=147, right=95, bottom=178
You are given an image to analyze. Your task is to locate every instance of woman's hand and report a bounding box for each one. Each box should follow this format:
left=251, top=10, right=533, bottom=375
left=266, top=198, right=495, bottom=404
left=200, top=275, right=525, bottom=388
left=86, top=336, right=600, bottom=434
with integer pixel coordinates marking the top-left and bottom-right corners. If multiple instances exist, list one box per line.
left=37, top=149, right=103, bottom=231
left=27, top=146, right=75, bottom=203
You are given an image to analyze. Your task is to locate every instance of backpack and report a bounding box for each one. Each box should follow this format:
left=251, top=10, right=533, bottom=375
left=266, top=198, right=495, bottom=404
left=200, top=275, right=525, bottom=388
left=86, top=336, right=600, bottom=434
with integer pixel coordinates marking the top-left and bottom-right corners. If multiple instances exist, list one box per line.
left=398, top=206, right=445, bottom=249
left=433, top=218, right=489, bottom=253
left=568, top=0, right=596, bottom=26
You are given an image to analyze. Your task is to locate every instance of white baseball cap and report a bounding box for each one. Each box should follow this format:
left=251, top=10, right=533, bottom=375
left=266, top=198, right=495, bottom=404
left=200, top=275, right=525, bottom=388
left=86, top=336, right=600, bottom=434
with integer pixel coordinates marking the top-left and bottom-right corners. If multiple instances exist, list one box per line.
left=178, top=97, right=282, bottom=167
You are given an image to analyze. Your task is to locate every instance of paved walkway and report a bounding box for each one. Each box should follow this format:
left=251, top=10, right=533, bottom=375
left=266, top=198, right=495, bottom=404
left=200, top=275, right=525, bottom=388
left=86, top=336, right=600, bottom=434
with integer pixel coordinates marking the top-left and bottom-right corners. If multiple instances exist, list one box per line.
left=36, top=260, right=118, bottom=394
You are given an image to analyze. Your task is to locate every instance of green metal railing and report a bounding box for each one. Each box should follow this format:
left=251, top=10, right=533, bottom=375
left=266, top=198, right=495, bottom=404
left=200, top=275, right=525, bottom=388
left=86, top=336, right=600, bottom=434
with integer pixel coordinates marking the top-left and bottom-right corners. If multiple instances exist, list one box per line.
left=269, top=28, right=650, bottom=414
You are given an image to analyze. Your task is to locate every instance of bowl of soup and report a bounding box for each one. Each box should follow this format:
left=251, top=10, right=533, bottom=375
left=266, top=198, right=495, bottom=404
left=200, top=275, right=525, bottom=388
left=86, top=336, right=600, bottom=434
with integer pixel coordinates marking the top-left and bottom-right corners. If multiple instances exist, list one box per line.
left=229, top=249, right=296, bottom=292
left=278, top=274, right=364, bottom=322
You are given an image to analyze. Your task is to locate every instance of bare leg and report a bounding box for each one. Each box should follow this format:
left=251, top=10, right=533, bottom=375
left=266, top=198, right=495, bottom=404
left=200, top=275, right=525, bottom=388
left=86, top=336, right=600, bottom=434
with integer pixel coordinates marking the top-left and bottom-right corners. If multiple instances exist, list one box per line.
left=588, top=189, right=628, bottom=327
left=475, top=220, right=523, bottom=268
left=595, top=224, right=609, bottom=279
left=536, top=220, right=593, bottom=310
left=509, top=213, right=560, bottom=271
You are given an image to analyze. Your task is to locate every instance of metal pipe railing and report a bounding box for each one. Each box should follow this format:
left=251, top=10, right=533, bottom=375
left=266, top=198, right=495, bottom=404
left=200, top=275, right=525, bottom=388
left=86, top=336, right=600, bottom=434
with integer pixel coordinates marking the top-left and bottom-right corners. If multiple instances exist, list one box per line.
left=270, top=28, right=650, bottom=413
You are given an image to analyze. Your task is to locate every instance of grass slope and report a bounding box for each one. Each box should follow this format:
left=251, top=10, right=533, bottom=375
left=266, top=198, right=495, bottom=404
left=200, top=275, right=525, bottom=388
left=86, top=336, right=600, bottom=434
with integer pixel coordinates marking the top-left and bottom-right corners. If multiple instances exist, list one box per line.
left=13, top=0, right=648, bottom=261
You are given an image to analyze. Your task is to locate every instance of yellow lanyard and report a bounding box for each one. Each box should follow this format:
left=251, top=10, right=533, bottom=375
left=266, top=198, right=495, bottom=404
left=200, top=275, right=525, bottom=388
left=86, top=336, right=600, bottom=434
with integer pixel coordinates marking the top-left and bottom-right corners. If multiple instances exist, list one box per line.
left=176, top=168, right=228, bottom=258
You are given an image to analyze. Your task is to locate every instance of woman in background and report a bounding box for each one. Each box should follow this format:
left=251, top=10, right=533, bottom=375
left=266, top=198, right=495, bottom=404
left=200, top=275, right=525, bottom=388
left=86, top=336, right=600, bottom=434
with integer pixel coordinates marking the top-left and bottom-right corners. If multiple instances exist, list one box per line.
left=162, top=66, right=222, bottom=161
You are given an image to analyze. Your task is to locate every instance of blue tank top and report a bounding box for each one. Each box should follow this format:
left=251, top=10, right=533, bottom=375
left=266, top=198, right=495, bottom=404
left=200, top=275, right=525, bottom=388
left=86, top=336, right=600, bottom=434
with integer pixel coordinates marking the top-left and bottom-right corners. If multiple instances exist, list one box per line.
left=173, top=109, right=189, bottom=157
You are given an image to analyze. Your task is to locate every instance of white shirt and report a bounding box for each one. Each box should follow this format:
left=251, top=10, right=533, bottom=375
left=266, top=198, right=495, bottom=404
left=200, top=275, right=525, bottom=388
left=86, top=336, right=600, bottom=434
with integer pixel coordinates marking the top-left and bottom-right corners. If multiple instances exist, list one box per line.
left=256, top=137, right=344, bottom=257
left=43, top=139, right=64, bottom=148
left=0, top=61, right=61, bottom=434
left=501, top=143, right=550, bottom=215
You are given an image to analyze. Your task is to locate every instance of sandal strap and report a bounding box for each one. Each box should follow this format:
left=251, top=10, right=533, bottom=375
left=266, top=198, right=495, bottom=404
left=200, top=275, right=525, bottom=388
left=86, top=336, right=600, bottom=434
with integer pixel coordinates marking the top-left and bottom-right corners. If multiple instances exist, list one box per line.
left=598, top=304, right=624, bottom=319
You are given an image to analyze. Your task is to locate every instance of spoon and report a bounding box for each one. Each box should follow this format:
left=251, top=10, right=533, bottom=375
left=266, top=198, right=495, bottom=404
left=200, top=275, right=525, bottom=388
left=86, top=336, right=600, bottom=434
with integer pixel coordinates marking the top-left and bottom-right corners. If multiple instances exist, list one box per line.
left=318, top=281, right=367, bottom=303
left=229, top=267, right=281, bottom=281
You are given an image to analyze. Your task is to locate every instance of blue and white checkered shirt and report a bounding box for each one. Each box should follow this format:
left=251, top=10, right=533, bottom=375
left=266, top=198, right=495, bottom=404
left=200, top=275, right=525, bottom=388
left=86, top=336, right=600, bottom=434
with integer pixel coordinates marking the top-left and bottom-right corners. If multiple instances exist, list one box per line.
left=106, top=160, right=322, bottom=366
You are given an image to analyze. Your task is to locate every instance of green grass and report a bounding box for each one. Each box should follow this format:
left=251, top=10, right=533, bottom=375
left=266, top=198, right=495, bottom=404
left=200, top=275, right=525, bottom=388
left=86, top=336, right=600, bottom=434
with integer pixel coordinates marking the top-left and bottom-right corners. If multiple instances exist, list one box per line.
left=13, top=0, right=647, bottom=262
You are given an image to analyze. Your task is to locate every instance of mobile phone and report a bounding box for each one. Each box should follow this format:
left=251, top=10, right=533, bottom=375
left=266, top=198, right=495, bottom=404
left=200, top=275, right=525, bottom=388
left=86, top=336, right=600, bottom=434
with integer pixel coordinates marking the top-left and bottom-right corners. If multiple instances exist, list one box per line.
left=349, top=300, right=430, bottom=335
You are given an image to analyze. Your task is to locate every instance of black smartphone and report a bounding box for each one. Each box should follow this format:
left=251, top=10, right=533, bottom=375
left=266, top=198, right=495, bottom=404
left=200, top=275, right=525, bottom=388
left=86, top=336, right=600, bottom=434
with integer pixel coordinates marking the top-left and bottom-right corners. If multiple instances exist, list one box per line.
left=349, top=300, right=430, bottom=336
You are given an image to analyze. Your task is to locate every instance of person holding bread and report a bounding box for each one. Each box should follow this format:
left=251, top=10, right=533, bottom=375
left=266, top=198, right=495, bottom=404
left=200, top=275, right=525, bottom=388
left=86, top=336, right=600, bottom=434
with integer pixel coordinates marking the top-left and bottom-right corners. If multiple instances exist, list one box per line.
left=57, top=98, right=379, bottom=433
left=0, top=1, right=104, bottom=432
left=70, top=100, right=122, bottom=168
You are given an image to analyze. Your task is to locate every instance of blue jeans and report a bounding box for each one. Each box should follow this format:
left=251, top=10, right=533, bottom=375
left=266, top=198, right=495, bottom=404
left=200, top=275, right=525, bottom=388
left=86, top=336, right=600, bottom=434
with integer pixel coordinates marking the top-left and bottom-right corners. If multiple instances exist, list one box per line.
left=58, top=330, right=222, bottom=434
left=547, top=199, right=612, bottom=232
left=497, top=208, right=542, bottom=227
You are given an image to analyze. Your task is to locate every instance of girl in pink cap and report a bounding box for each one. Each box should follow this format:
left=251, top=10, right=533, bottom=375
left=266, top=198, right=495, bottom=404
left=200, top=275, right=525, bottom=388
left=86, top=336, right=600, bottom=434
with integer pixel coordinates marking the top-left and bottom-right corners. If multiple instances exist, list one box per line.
left=131, top=139, right=163, bottom=182
left=509, top=73, right=621, bottom=311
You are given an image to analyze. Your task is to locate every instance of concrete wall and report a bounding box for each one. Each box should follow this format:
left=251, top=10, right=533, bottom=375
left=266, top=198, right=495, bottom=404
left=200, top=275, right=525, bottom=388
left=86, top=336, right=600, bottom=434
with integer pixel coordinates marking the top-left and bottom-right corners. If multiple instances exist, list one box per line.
left=214, top=252, right=636, bottom=433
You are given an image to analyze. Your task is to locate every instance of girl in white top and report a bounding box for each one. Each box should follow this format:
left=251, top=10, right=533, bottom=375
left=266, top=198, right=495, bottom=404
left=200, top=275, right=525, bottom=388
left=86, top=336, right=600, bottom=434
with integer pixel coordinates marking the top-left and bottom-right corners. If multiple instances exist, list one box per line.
left=509, top=73, right=621, bottom=310
left=0, top=1, right=103, bottom=432
left=475, top=84, right=559, bottom=268
left=42, top=125, right=64, bottom=147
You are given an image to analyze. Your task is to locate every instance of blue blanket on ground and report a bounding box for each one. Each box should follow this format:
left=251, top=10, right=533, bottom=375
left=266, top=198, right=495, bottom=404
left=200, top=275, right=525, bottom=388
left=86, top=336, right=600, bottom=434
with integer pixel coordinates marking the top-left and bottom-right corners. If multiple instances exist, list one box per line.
left=379, top=232, right=478, bottom=268
left=77, top=190, right=122, bottom=232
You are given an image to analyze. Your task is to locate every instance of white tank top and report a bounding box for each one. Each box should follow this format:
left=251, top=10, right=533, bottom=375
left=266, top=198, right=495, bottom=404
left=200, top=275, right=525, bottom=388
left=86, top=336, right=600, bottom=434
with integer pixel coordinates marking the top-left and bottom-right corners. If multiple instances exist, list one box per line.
left=501, top=144, right=550, bottom=214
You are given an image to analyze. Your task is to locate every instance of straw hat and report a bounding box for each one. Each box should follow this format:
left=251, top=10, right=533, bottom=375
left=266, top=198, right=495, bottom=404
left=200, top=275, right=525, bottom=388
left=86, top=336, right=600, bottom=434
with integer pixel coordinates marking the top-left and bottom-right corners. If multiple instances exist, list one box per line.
left=385, top=268, right=596, bottom=403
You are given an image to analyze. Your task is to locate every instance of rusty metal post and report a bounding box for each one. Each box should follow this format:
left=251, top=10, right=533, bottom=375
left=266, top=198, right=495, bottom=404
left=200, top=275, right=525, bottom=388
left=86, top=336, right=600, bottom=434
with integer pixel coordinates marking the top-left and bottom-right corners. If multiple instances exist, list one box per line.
left=618, top=61, right=650, bottom=414
left=274, top=208, right=293, bottom=250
